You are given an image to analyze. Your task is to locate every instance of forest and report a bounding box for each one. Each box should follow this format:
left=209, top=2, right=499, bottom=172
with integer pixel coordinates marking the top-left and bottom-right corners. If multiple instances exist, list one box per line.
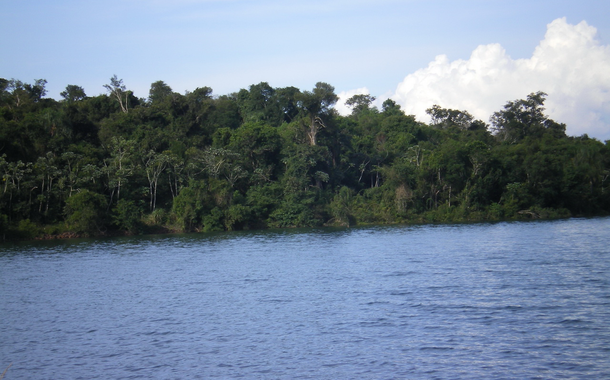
left=0, top=76, right=608, bottom=240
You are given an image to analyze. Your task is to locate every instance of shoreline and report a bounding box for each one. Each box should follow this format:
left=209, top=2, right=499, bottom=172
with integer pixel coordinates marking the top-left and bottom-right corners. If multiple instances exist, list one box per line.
left=13, top=211, right=599, bottom=243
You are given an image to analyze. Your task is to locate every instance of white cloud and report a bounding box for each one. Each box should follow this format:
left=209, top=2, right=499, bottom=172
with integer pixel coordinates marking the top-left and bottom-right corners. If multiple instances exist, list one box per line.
left=335, top=87, right=370, bottom=116
left=391, top=18, right=610, bottom=140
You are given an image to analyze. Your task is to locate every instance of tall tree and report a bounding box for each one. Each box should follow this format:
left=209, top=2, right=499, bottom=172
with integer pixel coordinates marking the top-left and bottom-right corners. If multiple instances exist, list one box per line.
left=236, top=82, right=280, bottom=124
left=346, top=94, right=376, bottom=117
left=298, top=82, right=338, bottom=146
left=141, top=150, right=169, bottom=211
left=103, top=75, right=129, bottom=113
left=490, top=91, right=565, bottom=142
left=1, top=78, right=47, bottom=109
left=426, top=105, right=476, bottom=130
left=103, top=137, right=135, bottom=204
left=148, top=80, right=173, bottom=105
left=60, top=85, right=87, bottom=103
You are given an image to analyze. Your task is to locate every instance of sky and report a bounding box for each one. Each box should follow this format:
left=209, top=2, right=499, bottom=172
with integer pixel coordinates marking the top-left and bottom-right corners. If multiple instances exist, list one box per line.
left=2, top=0, right=609, bottom=140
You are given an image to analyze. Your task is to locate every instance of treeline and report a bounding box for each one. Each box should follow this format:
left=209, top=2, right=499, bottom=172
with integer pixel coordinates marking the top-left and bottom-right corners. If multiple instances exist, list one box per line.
left=0, top=76, right=608, bottom=239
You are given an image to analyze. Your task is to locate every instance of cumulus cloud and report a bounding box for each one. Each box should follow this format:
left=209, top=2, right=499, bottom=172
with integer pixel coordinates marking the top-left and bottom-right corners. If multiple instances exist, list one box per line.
left=391, top=18, right=610, bottom=140
left=335, top=87, right=370, bottom=116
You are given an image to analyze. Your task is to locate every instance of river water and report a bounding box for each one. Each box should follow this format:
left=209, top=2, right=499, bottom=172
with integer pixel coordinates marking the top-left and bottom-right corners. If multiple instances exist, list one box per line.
left=1, top=218, right=609, bottom=379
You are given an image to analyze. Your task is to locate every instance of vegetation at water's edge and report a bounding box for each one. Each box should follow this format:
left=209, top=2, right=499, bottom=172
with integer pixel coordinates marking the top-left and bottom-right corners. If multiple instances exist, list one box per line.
left=0, top=77, right=608, bottom=240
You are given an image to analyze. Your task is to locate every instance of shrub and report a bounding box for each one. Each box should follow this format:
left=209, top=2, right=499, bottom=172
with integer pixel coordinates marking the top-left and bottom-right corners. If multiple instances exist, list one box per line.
left=64, top=190, right=107, bottom=235
left=15, top=219, right=41, bottom=240
left=112, top=199, right=142, bottom=234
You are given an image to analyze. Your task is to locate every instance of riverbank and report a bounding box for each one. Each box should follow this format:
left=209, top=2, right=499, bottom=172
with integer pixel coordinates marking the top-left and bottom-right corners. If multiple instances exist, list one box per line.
left=2, top=205, right=583, bottom=242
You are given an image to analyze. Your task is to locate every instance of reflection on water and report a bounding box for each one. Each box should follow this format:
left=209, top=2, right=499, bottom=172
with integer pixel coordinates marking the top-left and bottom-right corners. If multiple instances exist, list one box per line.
left=1, top=218, right=609, bottom=379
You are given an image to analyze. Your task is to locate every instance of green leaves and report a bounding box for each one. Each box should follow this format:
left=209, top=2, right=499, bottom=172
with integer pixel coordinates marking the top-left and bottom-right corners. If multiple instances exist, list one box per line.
left=64, top=189, right=107, bottom=235
left=346, top=94, right=376, bottom=117
left=490, top=91, right=566, bottom=143
left=60, top=85, right=86, bottom=103
left=1, top=77, right=608, bottom=238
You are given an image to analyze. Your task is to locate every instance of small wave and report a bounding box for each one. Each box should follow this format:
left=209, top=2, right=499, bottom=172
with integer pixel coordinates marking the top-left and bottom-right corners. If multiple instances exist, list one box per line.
left=365, top=300, right=391, bottom=305
left=257, top=298, right=292, bottom=303
left=359, top=318, right=393, bottom=327
left=244, top=278, right=270, bottom=283
left=384, top=271, right=419, bottom=277
left=559, top=318, right=585, bottom=324
left=321, top=362, right=349, bottom=368
left=388, top=291, right=413, bottom=296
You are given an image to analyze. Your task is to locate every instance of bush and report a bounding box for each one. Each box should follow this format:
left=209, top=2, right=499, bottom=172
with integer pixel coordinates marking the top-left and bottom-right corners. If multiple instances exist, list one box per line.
left=203, top=207, right=224, bottom=232
left=269, top=200, right=318, bottom=228
left=15, top=219, right=41, bottom=240
left=225, top=204, right=252, bottom=231
left=112, top=199, right=142, bottom=234
left=329, top=186, right=355, bottom=226
left=64, top=190, right=108, bottom=235
left=172, top=181, right=207, bottom=232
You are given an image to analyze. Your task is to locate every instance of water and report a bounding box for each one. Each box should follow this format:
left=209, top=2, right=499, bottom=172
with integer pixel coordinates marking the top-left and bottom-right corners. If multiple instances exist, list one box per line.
left=1, top=218, right=609, bottom=379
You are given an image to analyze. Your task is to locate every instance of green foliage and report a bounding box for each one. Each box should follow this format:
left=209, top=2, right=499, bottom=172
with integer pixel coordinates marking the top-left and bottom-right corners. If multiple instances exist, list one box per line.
left=246, top=182, right=282, bottom=226
left=64, top=190, right=107, bottom=235
left=203, top=207, right=224, bottom=232
left=346, top=94, right=377, bottom=117
left=427, top=105, right=481, bottom=131
left=225, top=204, right=251, bottom=231
left=112, top=199, right=142, bottom=234
left=269, top=200, right=317, bottom=228
left=148, top=80, right=173, bottom=105
left=60, top=85, right=87, bottom=103
left=172, top=181, right=206, bottom=232
left=15, top=219, right=41, bottom=240
left=1, top=78, right=608, bottom=239
left=329, top=186, right=355, bottom=226
left=490, top=92, right=566, bottom=143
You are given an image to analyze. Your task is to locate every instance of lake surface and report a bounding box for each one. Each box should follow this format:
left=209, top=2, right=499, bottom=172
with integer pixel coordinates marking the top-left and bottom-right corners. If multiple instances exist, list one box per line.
left=1, top=218, right=609, bottom=379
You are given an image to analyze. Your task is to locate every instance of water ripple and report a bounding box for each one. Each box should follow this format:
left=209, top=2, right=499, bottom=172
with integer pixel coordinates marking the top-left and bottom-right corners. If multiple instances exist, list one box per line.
left=1, top=217, right=609, bottom=379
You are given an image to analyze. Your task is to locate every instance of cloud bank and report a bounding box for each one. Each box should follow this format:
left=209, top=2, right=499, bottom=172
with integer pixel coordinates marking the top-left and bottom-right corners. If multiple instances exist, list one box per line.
left=391, top=18, right=610, bottom=140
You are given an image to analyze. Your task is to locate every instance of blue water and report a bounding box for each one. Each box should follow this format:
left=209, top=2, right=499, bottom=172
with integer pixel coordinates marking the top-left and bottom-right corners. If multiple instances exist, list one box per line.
left=1, top=218, right=609, bottom=379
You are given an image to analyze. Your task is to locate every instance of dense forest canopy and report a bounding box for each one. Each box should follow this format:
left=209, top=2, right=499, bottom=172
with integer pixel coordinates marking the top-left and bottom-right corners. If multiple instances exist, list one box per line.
left=0, top=76, right=608, bottom=239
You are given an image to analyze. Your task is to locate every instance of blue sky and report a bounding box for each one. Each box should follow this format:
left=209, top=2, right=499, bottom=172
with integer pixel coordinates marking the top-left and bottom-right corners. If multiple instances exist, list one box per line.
left=2, top=0, right=609, bottom=139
